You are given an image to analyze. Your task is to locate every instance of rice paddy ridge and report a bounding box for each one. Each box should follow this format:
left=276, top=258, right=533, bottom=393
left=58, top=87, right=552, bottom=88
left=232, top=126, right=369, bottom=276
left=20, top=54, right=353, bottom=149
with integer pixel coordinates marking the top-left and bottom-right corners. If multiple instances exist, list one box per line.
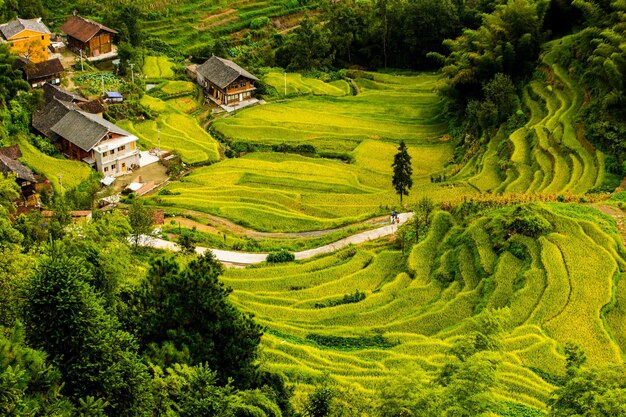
left=217, top=203, right=626, bottom=413
left=465, top=48, right=605, bottom=195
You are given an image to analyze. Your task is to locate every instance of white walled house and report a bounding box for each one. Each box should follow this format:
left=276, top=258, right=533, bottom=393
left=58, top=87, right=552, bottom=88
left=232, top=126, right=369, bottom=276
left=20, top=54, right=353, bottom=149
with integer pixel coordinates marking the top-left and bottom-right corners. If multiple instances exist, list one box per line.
left=92, top=134, right=140, bottom=175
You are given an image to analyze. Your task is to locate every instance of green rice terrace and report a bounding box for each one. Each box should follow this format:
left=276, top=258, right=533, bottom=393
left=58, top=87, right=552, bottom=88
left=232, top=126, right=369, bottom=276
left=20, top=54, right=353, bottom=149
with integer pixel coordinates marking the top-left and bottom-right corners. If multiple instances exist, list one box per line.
left=222, top=203, right=626, bottom=413
left=460, top=47, right=611, bottom=195
left=213, top=72, right=447, bottom=153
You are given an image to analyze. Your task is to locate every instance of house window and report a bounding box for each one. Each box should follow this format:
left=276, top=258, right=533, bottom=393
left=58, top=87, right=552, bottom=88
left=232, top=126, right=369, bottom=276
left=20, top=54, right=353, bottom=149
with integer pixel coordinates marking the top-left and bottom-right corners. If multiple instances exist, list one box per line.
left=118, top=145, right=126, bottom=151
left=104, top=167, right=108, bottom=172
left=130, top=142, right=136, bottom=150
left=122, top=162, right=126, bottom=172
left=110, top=149, right=115, bottom=154
left=103, top=151, right=108, bottom=157
left=41, top=35, right=44, bottom=40
left=111, top=164, right=116, bottom=170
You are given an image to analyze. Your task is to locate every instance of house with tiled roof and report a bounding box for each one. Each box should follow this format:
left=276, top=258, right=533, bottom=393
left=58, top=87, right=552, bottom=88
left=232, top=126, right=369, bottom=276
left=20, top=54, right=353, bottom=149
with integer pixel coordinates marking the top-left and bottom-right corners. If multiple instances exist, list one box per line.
left=13, top=57, right=63, bottom=88
left=0, top=145, right=37, bottom=195
left=33, top=93, right=139, bottom=176
left=61, top=15, right=117, bottom=58
left=0, top=17, right=51, bottom=62
left=196, top=56, right=258, bottom=105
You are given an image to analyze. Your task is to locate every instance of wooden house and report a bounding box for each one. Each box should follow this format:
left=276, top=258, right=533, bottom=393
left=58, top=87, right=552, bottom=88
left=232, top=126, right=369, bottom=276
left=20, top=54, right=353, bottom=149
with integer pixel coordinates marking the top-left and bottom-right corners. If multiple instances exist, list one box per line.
left=0, top=145, right=37, bottom=196
left=60, top=15, right=117, bottom=58
left=33, top=98, right=140, bottom=176
left=13, top=57, right=63, bottom=88
left=195, top=56, right=258, bottom=105
left=0, top=17, right=50, bottom=63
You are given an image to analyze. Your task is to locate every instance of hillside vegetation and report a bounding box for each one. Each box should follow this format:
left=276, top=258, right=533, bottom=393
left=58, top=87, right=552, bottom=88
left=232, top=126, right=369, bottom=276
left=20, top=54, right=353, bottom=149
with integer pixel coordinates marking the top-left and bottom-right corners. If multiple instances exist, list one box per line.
left=224, top=203, right=626, bottom=413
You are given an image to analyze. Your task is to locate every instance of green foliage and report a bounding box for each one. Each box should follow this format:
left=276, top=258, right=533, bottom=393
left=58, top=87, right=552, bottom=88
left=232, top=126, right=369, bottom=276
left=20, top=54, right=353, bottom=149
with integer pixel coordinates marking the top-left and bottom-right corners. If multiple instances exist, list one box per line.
left=24, top=247, right=153, bottom=416
left=305, top=334, right=397, bottom=350
left=314, top=290, right=365, bottom=309
left=266, top=249, right=295, bottom=263
left=0, top=44, right=29, bottom=106
left=392, top=141, right=413, bottom=205
left=133, top=254, right=263, bottom=386
left=129, top=199, right=154, bottom=247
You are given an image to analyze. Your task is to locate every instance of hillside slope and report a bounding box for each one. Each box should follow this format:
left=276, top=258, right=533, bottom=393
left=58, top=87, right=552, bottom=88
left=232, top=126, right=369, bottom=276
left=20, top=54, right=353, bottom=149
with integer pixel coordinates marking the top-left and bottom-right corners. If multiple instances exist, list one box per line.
left=223, top=203, right=626, bottom=414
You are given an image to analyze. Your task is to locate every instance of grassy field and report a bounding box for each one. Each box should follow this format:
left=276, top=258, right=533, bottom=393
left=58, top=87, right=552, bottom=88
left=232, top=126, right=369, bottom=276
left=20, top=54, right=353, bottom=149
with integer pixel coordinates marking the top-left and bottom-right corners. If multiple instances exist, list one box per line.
left=151, top=140, right=472, bottom=232
left=222, top=203, right=626, bottom=413
left=213, top=72, right=447, bottom=153
left=16, top=135, right=92, bottom=192
left=463, top=44, right=610, bottom=195
left=143, top=56, right=175, bottom=79
left=118, top=95, right=220, bottom=165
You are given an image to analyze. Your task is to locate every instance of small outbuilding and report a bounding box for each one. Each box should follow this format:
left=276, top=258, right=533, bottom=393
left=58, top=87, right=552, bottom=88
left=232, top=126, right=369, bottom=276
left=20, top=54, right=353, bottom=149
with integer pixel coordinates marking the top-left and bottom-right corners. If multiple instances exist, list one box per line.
left=104, top=91, right=123, bottom=103
left=0, top=145, right=37, bottom=195
left=60, top=15, right=117, bottom=58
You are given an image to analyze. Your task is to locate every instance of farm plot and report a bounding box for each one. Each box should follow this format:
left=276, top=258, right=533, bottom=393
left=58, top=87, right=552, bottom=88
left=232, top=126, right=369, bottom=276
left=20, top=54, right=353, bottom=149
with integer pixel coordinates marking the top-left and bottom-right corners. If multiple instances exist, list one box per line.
left=16, top=135, right=92, bottom=191
left=152, top=141, right=472, bottom=232
left=212, top=73, right=447, bottom=153
left=117, top=95, right=220, bottom=165
left=143, top=56, right=175, bottom=79
left=223, top=203, right=626, bottom=412
left=263, top=70, right=350, bottom=97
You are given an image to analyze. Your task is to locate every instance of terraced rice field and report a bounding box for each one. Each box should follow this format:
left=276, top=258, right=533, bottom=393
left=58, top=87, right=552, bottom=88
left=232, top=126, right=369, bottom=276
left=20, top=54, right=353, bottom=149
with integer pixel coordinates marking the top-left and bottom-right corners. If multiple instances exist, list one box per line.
left=213, top=72, right=447, bottom=152
left=142, top=56, right=175, bottom=79
left=152, top=141, right=473, bottom=232
left=263, top=70, right=350, bottom=97
left=223, top=203, right=626, bottom=411
left=141, top=0, right=303, bottom=55
left=117, top=95, right=220, bottom=164
left=466, top=48, right=607, bottom=194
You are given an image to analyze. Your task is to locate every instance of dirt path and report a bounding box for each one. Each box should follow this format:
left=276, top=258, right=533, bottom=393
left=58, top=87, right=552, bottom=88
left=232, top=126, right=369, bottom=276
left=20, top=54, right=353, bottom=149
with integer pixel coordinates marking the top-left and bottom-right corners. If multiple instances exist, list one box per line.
left=144, top=213, right=413, bottom=266
left=161, top=208, right=392, bottom=239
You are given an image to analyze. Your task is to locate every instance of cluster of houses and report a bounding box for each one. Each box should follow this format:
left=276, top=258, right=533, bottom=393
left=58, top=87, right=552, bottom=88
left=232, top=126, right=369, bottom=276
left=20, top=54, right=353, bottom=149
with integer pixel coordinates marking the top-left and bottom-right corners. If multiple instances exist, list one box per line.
left=0, top=13, right=261, bottom=206
left=0, top=14, right=117, bottom=87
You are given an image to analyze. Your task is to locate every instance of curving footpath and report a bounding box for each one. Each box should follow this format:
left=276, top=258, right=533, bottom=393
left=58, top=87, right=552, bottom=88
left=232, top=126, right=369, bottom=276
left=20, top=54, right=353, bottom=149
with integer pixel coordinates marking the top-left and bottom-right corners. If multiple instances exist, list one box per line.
left=144, top=212, right=413, bottom=266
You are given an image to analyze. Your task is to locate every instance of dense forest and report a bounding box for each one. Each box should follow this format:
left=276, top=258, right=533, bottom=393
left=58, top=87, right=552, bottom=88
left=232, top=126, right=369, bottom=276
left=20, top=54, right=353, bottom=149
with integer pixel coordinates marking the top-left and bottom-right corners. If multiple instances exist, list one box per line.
left=2, top=0, right=626, bottom=416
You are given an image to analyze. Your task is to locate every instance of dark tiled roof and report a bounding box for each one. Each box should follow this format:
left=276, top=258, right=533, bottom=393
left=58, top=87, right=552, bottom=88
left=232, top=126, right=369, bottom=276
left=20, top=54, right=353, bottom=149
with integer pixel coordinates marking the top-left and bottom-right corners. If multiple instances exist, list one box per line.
left=32, top=98, right=77, bottom=138
left=0, top=144, right=22, bottom=159
left=51, top=109, right=131, bottom=152
left=78, top=99, right=105, bottom=114
left=13, top=58, right=63, bottom=81
left=196, top=56, right=258, bottom=89
left=60, top=15, right=117, bottom=43
left=43, top=83, right=87, bottom=103
left=0, top=17, right=50, bottom=40
left=0, top=145, right=36, bottom=182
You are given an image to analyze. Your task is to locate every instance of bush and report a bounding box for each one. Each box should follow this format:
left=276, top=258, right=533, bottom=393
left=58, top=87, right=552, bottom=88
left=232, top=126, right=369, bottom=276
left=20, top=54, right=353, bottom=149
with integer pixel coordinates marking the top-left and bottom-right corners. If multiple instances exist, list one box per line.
left=266, top=249, right=295, bottom=263
left=250, top=17, right=269, bottom=29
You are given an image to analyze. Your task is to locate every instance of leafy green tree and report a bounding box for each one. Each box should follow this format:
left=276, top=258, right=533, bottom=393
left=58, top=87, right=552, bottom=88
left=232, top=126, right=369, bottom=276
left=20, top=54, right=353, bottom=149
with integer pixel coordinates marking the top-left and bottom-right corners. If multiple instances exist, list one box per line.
left=24, top=246, right=153, bottom=416
left=549, top=365, right=626, bottom=416
left=128, top=198, right=154, bottom=247
left=134, top=253, right=263, bottom=387
left=392, top=141, right=413, bottom=205
left=0, top=44, right=29, bottom=107
left=276, top=14, right=334, bottom=71
left=0, top=322, right=72, bottom=416
left=304, top=381, right=337, bottom=417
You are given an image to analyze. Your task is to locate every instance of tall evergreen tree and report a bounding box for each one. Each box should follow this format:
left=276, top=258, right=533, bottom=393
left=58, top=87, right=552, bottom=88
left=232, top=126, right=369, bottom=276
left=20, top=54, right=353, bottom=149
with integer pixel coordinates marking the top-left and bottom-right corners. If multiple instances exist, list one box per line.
left=392, top=141, right=413, bottom=205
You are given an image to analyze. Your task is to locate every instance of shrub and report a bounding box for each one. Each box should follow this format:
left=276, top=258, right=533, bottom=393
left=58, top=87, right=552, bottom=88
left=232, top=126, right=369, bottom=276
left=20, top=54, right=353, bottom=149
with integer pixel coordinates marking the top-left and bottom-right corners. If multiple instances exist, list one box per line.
left=250, top=17, right=269, bottom=29
left=266, top=249, right=295, bottom=263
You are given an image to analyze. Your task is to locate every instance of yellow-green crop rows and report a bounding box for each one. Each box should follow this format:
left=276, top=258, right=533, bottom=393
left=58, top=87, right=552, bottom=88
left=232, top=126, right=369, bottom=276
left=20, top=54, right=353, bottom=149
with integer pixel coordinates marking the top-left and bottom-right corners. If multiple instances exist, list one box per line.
left=223, top=203, right=626, bottom=413
left=212, top=73, right=448, bottom=153
left=465, top=45, right=606, bottom=194
left=263, top=70, right=350, bottom=97
left=118, top=95, right=220, bottom=165
left=152, top=141, right=474, bottom=232
left=142, top=56, right=175, bottom=79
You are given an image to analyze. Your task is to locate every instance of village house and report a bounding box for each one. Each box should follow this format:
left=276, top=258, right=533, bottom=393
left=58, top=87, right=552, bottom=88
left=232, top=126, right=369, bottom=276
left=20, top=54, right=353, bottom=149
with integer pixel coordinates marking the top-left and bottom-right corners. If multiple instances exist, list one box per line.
left=43, top=83, right=105, bottom=115
left=33, top=94, right=140, bottom=177
left=61, top=15, right=117, bottom=58
left=13, top=57, right=63, bottom=88
left=0, top=145, right=37, bottom=196
left=195, top=56, right=258, bottom=106
left=0, top=17, right=51, bottom=63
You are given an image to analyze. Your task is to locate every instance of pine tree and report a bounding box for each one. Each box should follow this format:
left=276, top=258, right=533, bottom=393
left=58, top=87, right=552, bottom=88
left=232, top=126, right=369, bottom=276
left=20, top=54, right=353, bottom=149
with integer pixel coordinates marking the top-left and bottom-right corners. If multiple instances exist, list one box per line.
left=392, top=141, right=413, bottom=205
